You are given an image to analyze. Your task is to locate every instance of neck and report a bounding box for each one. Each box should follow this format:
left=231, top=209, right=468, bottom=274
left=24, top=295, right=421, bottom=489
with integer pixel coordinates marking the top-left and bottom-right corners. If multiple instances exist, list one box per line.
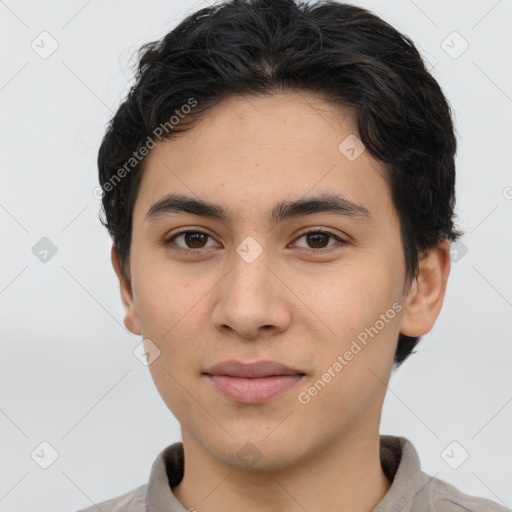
left=172, top=427, right=391, bottom=512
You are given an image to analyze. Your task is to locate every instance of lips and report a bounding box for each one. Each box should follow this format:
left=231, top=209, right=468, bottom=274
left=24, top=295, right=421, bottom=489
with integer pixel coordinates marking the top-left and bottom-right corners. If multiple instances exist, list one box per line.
left=203, top=360, right=305, bottom=378
left=203, top=360, right=306, bottom=404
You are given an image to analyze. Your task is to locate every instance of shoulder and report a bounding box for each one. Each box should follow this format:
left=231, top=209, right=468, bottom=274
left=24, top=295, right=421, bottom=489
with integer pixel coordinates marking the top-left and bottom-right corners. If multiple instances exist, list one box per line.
left=379, top=436, right=507, bottom=512
left=76, top=483, right=147, bottom=512
left=418, top=472, right=508, bottom=511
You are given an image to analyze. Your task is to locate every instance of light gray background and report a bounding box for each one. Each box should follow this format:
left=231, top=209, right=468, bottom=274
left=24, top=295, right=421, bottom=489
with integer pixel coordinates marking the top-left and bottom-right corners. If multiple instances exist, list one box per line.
left=1, top=1, right=511, bottom=511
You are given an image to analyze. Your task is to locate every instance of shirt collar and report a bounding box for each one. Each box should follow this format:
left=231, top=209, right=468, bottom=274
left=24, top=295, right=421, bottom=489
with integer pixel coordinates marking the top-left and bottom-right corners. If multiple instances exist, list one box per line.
left=145, top=435, right=426, bottom=512
left=373, top=435, right=428, bottom=512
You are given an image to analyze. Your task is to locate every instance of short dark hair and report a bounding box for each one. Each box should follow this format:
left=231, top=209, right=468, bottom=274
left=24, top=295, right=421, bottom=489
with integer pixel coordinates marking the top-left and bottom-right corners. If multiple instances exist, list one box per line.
left=98, top=0, right=463, bottom=367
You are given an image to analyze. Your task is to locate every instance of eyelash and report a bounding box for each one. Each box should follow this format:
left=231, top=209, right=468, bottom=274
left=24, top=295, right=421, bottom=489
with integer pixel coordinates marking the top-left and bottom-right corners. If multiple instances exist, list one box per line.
left=163, top=229, right=346, bottom=255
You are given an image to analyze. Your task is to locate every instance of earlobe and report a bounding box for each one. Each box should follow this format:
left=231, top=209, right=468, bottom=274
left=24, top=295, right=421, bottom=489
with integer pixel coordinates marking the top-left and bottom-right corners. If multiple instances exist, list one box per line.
left=399, top=238, right=451, bottom=337
left=111, top=246, right=142, bottom=336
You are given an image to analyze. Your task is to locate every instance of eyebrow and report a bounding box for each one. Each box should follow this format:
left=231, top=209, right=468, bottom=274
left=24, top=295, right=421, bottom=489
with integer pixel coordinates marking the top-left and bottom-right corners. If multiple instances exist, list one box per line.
left=144, top=192, right=372, bottom=226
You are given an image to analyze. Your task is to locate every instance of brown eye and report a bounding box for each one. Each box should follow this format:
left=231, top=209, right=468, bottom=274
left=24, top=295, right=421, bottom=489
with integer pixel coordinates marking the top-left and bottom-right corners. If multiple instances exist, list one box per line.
left=293, top=230, right=346, bottom=251
left=305, top=232, right=330, bottom=248
left=182, top=232, right=208, bottom=248
left=165, top=230, right=217, bottom=252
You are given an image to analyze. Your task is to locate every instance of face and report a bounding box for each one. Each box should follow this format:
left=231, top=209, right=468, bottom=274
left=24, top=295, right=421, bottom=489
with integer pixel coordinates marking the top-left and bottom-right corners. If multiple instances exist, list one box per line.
left=116, top=92, right=432, bottom=471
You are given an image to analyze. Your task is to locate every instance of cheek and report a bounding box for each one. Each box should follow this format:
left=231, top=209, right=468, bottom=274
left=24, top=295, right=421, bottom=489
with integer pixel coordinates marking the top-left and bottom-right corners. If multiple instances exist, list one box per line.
left=298, top=279, right=402, bottom=430
left=308, top=261, right=401, bottom=327
left=305, top=261, right=403, bottom=380
left=146, top=354, right=200, bottom=428
left=132, top=260, right=212, bottom=363
left=131, top=251, right=201, bottom=336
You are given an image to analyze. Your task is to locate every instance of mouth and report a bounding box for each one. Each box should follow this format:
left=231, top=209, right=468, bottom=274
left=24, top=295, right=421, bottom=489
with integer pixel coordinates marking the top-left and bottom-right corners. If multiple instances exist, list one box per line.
left=203, top=360, right=306, bottom=404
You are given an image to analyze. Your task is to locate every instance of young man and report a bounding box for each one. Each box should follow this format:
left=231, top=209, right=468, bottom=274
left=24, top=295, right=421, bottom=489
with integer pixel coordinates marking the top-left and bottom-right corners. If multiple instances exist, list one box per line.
left=81, top=0, right=506, bottom=510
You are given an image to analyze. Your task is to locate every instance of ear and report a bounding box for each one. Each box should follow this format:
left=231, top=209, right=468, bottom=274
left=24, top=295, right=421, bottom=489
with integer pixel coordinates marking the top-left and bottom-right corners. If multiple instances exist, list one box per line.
left=399, top=238, right=451, bottom=337
left=111, top=245, right=141, bottom=335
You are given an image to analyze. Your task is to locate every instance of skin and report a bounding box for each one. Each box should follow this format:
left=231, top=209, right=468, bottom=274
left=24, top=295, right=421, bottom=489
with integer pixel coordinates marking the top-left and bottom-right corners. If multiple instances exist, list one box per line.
left=111, top=91, right=451, bottom=512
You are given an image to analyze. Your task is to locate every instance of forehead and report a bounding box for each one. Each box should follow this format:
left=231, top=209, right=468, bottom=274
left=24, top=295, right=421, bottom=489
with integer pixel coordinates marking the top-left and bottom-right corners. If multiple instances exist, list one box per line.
left=134, top=92, right=393, bottom=224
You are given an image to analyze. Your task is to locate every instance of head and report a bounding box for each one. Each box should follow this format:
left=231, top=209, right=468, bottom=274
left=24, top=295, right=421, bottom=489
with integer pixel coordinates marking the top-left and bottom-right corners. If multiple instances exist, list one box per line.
left=99, top=0, right=461, bottom=470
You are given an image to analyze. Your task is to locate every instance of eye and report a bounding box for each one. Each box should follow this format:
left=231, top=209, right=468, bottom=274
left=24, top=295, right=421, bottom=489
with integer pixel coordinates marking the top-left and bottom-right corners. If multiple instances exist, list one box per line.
left=164, top=230, right=218, bottom=253
left=291, top=229, right=346, bottom=251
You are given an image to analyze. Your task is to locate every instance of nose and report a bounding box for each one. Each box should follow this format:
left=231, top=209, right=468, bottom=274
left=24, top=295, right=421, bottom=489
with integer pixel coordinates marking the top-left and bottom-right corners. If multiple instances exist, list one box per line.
left=211, top=249, right=292, bottom=340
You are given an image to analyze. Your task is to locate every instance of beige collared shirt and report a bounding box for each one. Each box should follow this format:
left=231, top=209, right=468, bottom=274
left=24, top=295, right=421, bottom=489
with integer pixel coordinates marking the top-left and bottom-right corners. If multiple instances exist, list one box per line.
left=77, top=435, right=508, bottom=511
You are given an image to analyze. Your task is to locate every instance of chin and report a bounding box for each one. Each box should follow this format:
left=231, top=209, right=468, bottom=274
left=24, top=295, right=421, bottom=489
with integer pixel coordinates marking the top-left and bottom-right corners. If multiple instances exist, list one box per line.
left=205, top=432, right=302, bottom=472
